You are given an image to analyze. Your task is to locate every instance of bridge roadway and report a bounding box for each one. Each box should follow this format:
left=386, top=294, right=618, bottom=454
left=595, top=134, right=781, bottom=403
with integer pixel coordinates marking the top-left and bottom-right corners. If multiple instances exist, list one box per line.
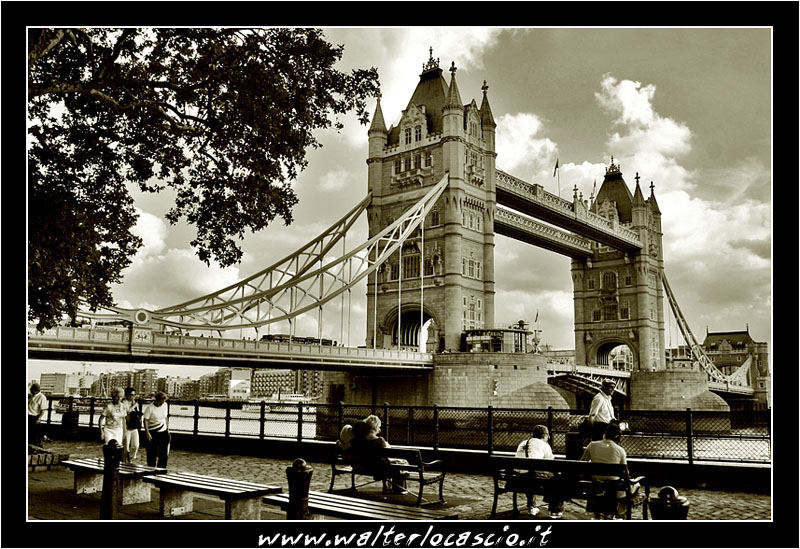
left=27, top=325, right=433, bottom=372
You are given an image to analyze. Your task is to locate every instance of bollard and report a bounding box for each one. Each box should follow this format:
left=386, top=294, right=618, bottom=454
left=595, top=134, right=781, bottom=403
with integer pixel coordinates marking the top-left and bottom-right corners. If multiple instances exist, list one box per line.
left=649, top=486, right=690, bottom=520
left=286, top=458, right=313, bottom=520
left=100, top=440, right=124, bottom=519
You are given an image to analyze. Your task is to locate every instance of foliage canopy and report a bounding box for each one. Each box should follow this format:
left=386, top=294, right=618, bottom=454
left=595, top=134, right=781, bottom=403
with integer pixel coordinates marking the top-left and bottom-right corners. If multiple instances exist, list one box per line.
left=28, top=28, right=379, bottom=329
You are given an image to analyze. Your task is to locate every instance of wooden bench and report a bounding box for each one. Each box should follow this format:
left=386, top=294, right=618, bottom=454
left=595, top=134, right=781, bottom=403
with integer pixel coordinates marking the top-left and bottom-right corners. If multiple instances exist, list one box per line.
left=28, top=446, right=70, bottom=471
left=143, top=472, right=281, bottom=520
left=489, top=456, right=649, bottom=519
left=263, top=490, right=458, bottom=520
left=62, top=458, right=167, bottom=505
left=329, top=446, right=447, bottom=506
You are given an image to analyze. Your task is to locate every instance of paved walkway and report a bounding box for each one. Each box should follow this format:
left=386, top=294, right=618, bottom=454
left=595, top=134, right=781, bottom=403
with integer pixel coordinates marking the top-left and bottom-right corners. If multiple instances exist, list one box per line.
left=29, top=440, right=771, bottom=521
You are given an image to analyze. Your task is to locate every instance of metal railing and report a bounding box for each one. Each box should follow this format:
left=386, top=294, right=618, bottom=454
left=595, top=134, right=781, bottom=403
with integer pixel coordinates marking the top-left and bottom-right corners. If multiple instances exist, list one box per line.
left=46, top=397, right=771, bottom=464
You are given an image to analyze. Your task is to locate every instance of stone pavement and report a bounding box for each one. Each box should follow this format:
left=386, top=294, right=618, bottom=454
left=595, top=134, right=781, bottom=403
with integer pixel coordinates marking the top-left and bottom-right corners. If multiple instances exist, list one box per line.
left=30, top=440, right=770, bottom=521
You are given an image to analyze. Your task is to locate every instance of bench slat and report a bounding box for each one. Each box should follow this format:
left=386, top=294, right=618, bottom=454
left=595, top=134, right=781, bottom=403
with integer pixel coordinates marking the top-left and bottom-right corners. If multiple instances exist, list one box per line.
left=263, top=491, right=456, bottom=520
left=145, top=473, right=280, bottom=499
left=168, top=471, right=276, bottom=492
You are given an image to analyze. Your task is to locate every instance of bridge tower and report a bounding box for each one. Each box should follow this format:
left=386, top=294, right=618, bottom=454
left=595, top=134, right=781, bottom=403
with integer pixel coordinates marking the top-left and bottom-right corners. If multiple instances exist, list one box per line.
left=571, top=162, right=666, bottom=371
left=366, top=51, right=496, bottom=352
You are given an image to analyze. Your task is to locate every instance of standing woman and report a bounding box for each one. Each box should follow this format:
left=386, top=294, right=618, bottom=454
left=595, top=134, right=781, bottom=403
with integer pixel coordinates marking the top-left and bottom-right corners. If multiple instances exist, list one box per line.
left=98, top=387, right=126, bottom=446
left=143, top=391, right=171, bottom=468
left=122, top=387, right=142, bottom=462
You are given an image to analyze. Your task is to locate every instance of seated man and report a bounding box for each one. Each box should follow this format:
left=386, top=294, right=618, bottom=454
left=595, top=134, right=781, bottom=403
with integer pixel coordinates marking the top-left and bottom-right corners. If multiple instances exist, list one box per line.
left=514, top=425, right=565, bottom=518
left=580, top=423, right=639, bottom=519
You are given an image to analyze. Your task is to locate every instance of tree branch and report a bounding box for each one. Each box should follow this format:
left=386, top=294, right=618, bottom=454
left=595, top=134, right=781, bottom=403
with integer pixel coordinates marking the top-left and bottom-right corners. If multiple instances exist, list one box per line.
left=28, top=29, right=66, bottom=67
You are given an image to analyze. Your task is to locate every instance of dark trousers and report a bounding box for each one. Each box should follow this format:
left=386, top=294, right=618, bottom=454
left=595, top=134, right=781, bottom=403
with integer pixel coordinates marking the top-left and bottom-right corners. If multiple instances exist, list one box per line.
left=28, top=415, right=43, bottom=446
left=591, top=421, right=609, bottom=441
left=146, top=430, right=171, bottom=468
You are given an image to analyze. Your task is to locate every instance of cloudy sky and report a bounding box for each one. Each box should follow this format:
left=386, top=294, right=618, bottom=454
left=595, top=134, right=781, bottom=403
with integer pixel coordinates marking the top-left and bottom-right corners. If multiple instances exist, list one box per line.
left=30, top=27, right=772, bottom=380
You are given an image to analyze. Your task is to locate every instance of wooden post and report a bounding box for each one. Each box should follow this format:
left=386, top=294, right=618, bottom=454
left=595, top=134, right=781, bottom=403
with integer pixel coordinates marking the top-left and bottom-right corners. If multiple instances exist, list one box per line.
left=547, top=406, right=554, bottom=442
left=686, top=408, right=694, bottom=466
left=88, top=397, right=95, bottom=428
left=383, top=402, right=389, bottom=441
left=286, top=458, right=313, bottom=520
left=408, top=406, right=414, bottom=445
left=224, top=401, right=231, bottom=438
left=259, top=401, right=266, bottom=440
left=487, top=406, right=494, bottom=455
left=297, top=401, right=303, bottom=444
left=193, top=400, right=200, bottom=436
left=100, top=440, right=123, bottom=519
left=433, top=405, right=439, bottom=451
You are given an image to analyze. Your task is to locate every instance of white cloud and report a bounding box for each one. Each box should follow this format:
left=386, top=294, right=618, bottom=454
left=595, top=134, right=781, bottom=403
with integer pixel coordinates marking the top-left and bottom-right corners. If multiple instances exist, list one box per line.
left=495, top=112, right=558, bottom=175
left=318, top=167, right=352, bottom=192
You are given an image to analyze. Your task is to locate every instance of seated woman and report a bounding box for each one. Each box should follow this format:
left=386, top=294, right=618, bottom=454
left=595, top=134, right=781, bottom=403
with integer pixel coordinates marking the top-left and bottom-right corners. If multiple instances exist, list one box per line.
left=580, top=422, right=640, bottom=519
left=346, top=417, right=387, bottom=478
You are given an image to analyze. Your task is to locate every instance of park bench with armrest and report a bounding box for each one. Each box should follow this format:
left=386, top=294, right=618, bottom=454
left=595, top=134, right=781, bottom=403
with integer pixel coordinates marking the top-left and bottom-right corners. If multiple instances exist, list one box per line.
left=263, top=490, right=458, bottom=520
left=329, top=445, right=447, bottom=506
left=143, top=471, right=281, bottom=520
left=62, top=458, right=167, bottom=505
left=489, top=456, right=649, bottom=519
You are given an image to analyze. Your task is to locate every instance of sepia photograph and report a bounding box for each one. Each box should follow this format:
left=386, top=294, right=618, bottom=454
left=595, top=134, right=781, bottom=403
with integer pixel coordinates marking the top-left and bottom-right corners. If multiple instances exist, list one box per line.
left=15, top=6, right=795, bottom=549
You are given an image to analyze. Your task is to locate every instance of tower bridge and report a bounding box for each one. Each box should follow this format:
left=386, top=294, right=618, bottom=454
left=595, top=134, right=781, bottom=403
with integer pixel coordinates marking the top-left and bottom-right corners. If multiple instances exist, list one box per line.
left=28, top=50, right=762, bottom=410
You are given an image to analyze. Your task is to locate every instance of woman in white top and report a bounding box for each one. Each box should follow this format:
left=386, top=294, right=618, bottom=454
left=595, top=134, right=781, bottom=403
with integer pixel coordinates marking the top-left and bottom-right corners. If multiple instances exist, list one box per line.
left=99, top=387, right=126, bottom=446
left=143, top=391, right=171, bottom=468
left=514, top=425, right=561, bottom=517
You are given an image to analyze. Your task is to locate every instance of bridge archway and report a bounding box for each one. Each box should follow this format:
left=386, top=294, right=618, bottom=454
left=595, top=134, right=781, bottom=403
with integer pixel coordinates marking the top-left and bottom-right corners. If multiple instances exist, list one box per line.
left=382, top=306, right=436, bottom=351
left=594, top=338, right=638, bottom=370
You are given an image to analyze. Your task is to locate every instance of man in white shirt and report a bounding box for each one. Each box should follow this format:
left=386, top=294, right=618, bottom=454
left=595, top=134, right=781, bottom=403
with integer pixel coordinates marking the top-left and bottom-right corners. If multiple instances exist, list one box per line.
left=588, top=380, right=616, bottom=441
left=28, top=383, right=48, bottom=446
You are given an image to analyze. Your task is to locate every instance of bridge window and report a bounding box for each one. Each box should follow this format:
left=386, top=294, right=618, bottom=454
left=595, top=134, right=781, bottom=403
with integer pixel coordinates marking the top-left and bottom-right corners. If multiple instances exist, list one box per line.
left=403, top=255, right=420, bottom=279
left=415, top=154, right=421, bottom=170
left=430, top=210, right=440, bottom=226
left=587, top=278, right=595, bottom=290
left=404, top=128, right=412, bottom=145
left=415, top=125, right=422, bottom=142
left=395, top=159, right=401, bottom=174
left=477, top=261, right=482, bottom=279
left=603, top=272, right=617, bottom=290
left=603, top=302, right=618, bottom=321
left=592, top=309, right=602, bottom=322
left=620, top=301, right=630, bottom=320
left=462, top=258, right=467, bottom=275
left=424, top=258, right=434, bottom=276
left=625, top=274, right=632, bottom=286
left=390, top=262, right=399, bottom=280
left=425, top=151, right=432, bottom=167
left=468, top=259, right=475, bottom=277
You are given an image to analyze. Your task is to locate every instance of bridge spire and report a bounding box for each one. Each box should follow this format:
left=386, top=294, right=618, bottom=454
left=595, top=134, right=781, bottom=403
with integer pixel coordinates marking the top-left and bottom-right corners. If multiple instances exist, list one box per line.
left=648, top=180, right=661, bottom=214
left=368, top=91, right=387, bottom=134
left=479, top=79, right=496, bottom=128
left=445, top=61, right=463, bottom=109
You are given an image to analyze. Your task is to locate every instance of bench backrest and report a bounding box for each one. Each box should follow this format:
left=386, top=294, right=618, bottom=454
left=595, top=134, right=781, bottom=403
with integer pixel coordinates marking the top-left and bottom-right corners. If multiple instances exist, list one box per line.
left=489, top=456, right=630, bottom=480
left=381, top=447, right=423, bottom=465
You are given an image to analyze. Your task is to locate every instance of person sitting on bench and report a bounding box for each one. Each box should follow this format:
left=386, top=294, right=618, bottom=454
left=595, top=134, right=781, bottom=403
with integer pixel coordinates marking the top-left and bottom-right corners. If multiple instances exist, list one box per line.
left=514, top=425, right=564, bottom=518
left=580, top=422, right=639, bottom=519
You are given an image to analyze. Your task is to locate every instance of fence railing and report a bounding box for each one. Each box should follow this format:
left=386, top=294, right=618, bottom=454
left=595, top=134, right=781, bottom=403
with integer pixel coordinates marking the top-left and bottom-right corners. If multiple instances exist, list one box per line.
left=47, top=397, right=771, bottom=464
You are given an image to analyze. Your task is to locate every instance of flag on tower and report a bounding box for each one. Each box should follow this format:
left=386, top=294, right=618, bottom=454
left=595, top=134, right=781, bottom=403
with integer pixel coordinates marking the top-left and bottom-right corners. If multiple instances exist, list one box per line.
left=553, top=158, right=559, bottom=177
left=534, top=309, right=539, bottom=323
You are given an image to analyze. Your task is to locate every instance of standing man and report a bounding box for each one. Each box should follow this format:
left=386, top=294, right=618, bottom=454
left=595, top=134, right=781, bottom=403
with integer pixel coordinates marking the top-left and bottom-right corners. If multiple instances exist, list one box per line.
left=588, top=380, right=616, bottom=441
left=28, top=383, right=48, bottom=447
left=143, top=391, right=171, bottom=468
